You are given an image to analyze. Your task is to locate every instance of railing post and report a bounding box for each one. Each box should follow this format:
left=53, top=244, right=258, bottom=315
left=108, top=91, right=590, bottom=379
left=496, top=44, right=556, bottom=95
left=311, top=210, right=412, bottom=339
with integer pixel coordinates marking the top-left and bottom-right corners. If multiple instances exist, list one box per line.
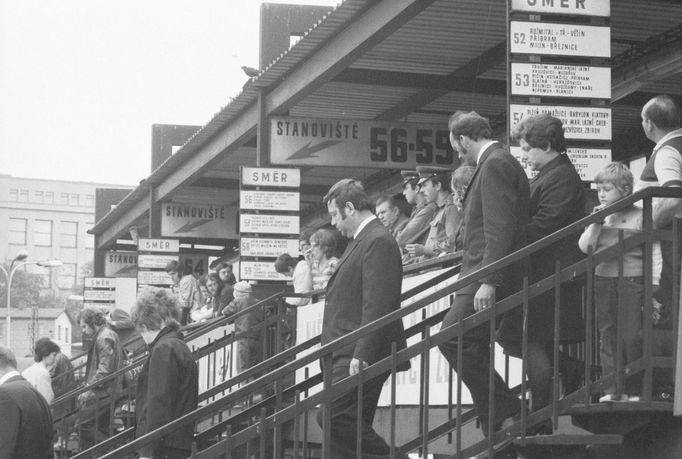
left=390, top=342, right=398, bottom=459
left=321, top=354, right=333, bottom=459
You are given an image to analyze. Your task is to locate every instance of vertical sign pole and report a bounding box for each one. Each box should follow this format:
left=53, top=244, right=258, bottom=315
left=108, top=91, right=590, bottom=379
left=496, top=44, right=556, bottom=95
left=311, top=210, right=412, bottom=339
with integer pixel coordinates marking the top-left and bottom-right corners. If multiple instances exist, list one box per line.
left=256, top=89, right=269, bottom=168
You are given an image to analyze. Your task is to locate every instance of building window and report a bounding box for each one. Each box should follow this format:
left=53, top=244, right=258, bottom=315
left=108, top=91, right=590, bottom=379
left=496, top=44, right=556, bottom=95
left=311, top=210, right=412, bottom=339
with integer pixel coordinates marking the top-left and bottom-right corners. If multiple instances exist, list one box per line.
left=9, top=189, right=18, bottom=201
left=57, top=325, right=62, bottom=341
left=34, top=190, right=44, bottom=203
left=35, top=266, right=52, bottom=288
left=45, top=191, right=54, bottom=204
left=71, top=193, right=80, bottom=206
left=85, top=194, right=95, bottom=208
left=85, top=223, right=94, bottom=249
left=60, top=221, right=78, bottom=247
left=34, top=220, right=52, bottom=246
left=8, top=218, right=27, bottom=245
left=57, top=263, right=77, bottom=290
left=60, top=193, right=69, bottom=205
left=18, top=189, right=29, bottom=202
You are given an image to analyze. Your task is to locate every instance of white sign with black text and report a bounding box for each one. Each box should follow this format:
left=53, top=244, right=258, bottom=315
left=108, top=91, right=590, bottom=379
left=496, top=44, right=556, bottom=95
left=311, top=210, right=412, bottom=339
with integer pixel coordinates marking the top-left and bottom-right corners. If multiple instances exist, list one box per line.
left=240, top=237, right=299, bottom=258
left=241, top=167, right=301, bottom=188
left=510, top=0, right=610, bottom=17
left=511, top=63, right=611, bottom=98
left=239, top=214, right=300, bottom=235
left=240, top=190, right=300, bottom=211
left=511, top=146, right=611, bottom=181
left=510, top=22, right=610, bottom=57
left=509, top=104, right=612, bottom=140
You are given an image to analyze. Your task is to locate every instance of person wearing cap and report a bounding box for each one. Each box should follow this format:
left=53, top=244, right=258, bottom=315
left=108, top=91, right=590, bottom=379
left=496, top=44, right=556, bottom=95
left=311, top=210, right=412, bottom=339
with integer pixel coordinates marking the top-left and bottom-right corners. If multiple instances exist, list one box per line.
left=375, top=194, right=409, bottom=240
left=221, top=281, right=264, bottom=375
left=438, top=111, right=530, bottom=436
left=107, top=308, right=146, bottom=357
left=396, top=170, right=437, bottom=253
left=404, top=166, right=461, bottom=262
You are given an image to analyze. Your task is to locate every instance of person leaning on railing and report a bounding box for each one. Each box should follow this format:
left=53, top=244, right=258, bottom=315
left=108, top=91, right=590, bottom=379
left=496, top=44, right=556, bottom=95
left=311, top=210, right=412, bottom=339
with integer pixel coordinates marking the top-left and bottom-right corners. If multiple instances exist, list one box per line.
left=130, top=287, right=199, bottom=459
left=221, top=281, right=265, bottom=378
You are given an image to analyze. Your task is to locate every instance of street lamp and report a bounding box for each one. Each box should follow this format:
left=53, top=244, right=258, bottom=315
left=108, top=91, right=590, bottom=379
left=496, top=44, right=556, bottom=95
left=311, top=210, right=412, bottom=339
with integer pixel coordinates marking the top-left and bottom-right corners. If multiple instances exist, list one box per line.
left=1, top=252, right=62, bottom=347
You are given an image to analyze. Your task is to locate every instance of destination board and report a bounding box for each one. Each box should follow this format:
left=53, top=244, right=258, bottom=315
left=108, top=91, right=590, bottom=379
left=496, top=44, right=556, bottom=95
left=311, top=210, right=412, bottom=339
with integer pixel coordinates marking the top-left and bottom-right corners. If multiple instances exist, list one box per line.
left=240, top=237, right=300, bottom=258
left=509, top=104, right=612, bottom=140
left=510, top=22, right=610, bottom=57
left=511, top=146, right=611, bottom=181
left=137, top=238, right=180, bottom=253
left=137, top=270, right=174, bottom=286
left=511, top=63, right=610, bottom=98
left=84, top=277, right=116, bottom=289
left=240, top=260, right=289, bottom=282
left=83, top=290, right=117, bottom=301
left=241, top=167, right=301, bottom=188
left=240, top=214, right=300, bottom=235
left=138, top=254, right=178, bottom=269
left=510, top=0, right=610, bottom=17
left=240, top=190, right=300, bottom=211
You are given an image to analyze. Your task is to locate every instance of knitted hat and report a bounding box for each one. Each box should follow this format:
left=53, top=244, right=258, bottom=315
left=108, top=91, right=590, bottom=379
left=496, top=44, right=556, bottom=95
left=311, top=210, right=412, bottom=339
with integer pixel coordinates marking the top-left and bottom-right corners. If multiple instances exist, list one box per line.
left=233, top=281, right=252, bottom=294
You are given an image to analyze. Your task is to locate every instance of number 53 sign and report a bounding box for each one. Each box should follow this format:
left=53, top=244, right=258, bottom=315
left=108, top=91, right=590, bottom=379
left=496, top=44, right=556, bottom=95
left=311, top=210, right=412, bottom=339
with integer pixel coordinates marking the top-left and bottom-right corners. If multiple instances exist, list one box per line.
left=270, top=116, right=457, bottom=168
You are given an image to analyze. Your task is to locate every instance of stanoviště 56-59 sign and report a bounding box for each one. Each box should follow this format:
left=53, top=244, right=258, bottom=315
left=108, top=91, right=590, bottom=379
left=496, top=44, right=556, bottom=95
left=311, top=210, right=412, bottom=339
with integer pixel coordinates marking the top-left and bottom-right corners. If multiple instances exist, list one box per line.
left=270, top=116, right=457, bottom=169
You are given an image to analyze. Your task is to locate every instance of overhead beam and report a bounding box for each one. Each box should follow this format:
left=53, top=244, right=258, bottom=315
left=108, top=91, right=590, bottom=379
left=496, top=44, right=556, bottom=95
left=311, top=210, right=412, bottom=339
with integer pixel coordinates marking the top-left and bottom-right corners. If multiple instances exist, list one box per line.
left=96, top=0, right=436, bottom=249
left=375, top=41, right=506, bottom=121
left=612, top=28, right=682, bottom=101
left=334, top=69, right=506, bottom=95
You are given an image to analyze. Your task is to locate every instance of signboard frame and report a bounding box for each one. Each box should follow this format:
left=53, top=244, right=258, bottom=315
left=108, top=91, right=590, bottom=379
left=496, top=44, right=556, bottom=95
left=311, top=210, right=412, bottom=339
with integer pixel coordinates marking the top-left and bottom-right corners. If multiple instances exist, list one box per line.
left=510, top=0, right=610, bottom=17
left=509, top=104, right=612, bottom=140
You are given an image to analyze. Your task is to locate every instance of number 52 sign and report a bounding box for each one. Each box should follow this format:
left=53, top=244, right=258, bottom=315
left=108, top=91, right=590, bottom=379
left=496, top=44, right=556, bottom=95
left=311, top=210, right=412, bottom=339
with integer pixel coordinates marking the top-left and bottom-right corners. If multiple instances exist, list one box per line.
left=270, top=116, right=457, bottom=168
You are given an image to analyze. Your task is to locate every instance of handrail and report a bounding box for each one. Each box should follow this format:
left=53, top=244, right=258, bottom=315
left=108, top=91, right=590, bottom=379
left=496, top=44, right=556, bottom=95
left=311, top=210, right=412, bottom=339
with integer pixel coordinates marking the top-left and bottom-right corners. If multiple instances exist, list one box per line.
left=84, top=186, right=682, bottom=457
left=59, top=253, right=463, bottom=457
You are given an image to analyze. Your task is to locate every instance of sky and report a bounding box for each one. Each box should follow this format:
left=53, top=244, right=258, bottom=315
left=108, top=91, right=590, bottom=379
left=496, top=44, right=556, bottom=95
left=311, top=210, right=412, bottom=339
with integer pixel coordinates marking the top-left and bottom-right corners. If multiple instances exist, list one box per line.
left=0, top=0, right=339, bottom=186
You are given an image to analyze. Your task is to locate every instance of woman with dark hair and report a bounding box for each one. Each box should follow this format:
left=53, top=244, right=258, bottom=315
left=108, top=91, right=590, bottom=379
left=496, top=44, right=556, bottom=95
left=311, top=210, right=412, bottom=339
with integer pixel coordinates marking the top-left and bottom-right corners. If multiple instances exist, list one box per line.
left=498, top=113, right=586, bottom=417
left=131, top=287, right=199, bottom=459
left=309, top=228, right=339, bottom=290
left=207, top=271, right=233, bottom=316
left=22, top=337, right=60, bottom=403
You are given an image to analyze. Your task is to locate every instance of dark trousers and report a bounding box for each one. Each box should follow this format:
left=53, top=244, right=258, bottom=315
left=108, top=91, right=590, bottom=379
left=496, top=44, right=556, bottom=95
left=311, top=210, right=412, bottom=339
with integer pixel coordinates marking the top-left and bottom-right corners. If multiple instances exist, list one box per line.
left=654, top=225, right=682, bottom=328
left=79, top=400, right=112, bottom=450
left=438, top=286, right=520, bottom=434
left=316, top=359, right=406, bottom=459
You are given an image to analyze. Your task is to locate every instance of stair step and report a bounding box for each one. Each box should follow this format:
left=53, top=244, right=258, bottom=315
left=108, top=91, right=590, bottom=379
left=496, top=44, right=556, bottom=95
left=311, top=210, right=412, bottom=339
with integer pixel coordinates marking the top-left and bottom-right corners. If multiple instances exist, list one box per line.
left=513, top=434, right=623, bottom=446
left=565, top=400, right=673, bottom=415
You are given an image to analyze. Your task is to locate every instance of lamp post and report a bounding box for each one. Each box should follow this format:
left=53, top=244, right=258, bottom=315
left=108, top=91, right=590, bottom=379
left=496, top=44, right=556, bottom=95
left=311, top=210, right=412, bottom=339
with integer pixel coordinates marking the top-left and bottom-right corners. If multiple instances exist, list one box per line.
left=2, top=252, right=62, bottom=347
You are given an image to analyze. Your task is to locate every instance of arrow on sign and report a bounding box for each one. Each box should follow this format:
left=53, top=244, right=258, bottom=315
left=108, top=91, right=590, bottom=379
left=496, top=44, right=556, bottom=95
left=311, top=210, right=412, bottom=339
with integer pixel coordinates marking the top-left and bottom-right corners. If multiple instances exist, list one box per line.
left=115, top=265, right=137, bottom=276
left=175, top=219, right=212, bottom=233
left=286, top=140, right=342, bottom=160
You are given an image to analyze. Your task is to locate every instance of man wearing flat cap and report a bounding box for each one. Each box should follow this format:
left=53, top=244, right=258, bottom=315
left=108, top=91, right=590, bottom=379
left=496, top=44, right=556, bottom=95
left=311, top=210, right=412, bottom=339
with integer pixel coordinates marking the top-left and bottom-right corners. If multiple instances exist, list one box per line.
left=404, top=166, right=461, bottom=262
left=395, top=170, right=437, bottom=256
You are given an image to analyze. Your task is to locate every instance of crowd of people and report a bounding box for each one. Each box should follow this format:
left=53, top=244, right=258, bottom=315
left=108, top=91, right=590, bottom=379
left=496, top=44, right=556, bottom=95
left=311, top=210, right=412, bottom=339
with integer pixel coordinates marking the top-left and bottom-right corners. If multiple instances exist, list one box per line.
left=1, top=94, right=679, bottom=458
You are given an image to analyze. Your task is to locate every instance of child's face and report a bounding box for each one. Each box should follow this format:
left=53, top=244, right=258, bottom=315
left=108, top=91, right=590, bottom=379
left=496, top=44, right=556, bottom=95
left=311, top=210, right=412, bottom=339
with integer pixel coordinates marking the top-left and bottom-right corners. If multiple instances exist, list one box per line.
left=596, top=181, right=626, bottom=206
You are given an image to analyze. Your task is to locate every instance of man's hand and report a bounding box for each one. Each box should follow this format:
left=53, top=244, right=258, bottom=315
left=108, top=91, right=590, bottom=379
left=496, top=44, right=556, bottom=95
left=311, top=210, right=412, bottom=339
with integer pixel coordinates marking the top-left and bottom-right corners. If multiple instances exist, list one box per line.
left=474, top=283, right=496, bottom=312
left=405, top=244, right=425, bottom=257
left=77, top=390, right=95, bottom=407
left=349, top=358, right=368, bottom=376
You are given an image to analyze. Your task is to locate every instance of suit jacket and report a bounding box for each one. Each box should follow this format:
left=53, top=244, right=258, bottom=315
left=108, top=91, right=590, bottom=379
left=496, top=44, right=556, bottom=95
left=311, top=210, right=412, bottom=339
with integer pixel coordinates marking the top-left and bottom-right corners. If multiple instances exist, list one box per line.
left=0, top=375, right=53, bottom=459
left=459, top=142, right=530, bottom=294
left=322, top=217, right=409, bottom=370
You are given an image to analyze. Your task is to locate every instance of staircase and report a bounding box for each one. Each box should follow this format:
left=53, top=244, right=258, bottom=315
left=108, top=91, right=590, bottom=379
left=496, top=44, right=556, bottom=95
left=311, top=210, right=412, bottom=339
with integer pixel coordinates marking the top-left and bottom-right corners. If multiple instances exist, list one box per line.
left=56, top=186, right=680, bottom=458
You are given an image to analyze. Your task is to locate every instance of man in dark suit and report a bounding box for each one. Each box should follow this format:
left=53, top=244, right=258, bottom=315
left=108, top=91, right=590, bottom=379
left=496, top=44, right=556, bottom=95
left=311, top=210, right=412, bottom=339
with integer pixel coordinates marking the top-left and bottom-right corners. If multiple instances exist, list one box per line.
left=438, top=111, right=530, bottom=435
left=318, top=178, right=409, bottom=459
left=0, top=345, right=54, bottom=459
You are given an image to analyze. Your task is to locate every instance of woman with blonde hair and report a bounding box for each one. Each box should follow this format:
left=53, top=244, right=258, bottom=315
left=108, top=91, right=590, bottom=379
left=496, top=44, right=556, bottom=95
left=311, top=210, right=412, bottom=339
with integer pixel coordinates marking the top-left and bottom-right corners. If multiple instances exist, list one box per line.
left=308, top=228, right=339, bottom=290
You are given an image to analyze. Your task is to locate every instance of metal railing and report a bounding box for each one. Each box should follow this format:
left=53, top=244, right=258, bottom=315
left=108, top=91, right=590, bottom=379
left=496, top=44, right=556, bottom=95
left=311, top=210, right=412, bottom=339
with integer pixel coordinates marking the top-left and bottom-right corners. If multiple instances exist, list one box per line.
left=66, top=187, right=681, bottom=458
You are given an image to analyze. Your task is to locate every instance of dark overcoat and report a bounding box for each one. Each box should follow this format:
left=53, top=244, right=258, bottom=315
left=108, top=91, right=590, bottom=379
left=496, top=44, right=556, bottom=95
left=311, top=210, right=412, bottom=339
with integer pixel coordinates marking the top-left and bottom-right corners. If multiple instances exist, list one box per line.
left=135, top=325, right=198, bottom=457
left=498, top=153, right=586, bottom=344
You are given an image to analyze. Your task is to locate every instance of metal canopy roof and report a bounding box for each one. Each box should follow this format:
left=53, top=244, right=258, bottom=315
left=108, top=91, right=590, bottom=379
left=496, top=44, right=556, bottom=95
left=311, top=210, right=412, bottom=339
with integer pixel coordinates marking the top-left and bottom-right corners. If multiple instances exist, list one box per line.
left=91, top=0, right=682, bottom=252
